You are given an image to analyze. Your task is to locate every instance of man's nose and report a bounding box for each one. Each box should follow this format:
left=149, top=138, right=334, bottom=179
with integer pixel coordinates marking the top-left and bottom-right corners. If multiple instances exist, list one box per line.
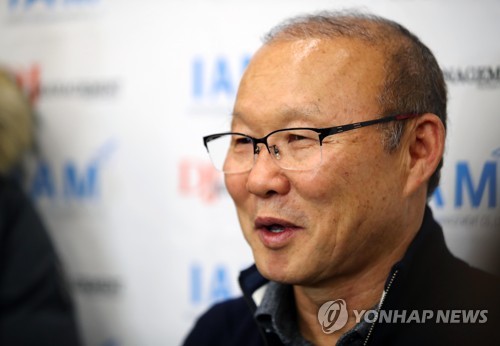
left=246, top=145, right=290, bottom=197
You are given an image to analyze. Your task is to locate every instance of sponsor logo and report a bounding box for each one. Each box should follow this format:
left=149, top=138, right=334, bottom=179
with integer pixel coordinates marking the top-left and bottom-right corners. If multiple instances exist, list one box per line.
left=100, top=339, right=120, bottom=346
left=13, top=64, right=119, bottom=106
left=443, top=65, right=500, bottom=88
left=40, top=79, right=119, bottom=99
left=28, top=138, right=117, bottom=203
left=8, top=0, right=99, bottom=12
left=189, top=263, right=235, bottom=305
left=73, top=275, right=122, bottom=296
left=432, top=153, right=498, bottom=209
left=14, top=64, right=40, bottom=105
left=178, top=158, right=226, bottom=204
left=188, top=54, right=251, bottom=115
left=6, top=0, right=101, bottom=24
left=430, top=147, right=500, bottom=229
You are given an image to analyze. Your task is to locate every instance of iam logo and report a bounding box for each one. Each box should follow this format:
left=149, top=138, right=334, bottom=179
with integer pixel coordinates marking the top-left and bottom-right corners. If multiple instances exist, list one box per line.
left=317, top=299, right=348, bottom=334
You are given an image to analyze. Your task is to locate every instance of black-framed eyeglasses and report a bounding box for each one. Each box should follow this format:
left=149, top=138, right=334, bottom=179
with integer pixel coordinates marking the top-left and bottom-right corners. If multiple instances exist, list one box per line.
left=203, top=113, right=419, bottom=174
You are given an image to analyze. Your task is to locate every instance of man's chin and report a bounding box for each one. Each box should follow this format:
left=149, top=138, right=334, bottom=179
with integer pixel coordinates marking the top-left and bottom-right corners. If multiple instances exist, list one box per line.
left=254, top=259, right=304, bottom=285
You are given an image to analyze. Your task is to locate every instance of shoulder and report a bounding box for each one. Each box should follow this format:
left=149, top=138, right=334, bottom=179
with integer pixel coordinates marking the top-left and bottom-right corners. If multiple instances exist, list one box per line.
left=0, top=175, right=50, bottom=254
left=197, top=296, right=251, bottom=327
left=0, top=175, right=25, bottom=210
left=440, top=256, right=500, bottom=312
left=399, top=210, right=500, bottom=305
left=0, top=175, right=39, bottom=234
left=182, top=297, right=264, bottom=346
left=379, top=240, right=500, bottom=345
left=399, top=233, right=500, bottom=309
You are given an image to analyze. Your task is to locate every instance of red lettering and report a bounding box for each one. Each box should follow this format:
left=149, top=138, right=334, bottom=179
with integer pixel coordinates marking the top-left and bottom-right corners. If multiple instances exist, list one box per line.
left=178, top=158, right=223, bottom=203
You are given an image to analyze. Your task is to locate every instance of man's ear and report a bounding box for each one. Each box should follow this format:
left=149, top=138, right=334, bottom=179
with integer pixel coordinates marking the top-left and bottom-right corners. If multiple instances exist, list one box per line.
left=403, top=113, right=445, bottom=196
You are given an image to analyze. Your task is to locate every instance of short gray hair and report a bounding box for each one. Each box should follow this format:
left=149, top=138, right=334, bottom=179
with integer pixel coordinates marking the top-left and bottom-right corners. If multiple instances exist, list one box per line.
left=264, top=10, right=447, bottom=196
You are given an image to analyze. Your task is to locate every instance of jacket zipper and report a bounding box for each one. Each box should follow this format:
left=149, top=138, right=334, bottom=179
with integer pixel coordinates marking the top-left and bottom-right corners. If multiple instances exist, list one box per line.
left=363, top=269, right=399, bottom=346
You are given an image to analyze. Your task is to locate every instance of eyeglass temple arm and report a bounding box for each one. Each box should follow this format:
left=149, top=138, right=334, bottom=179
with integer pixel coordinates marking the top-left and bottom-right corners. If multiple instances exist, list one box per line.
left=320, top=113, right=419, bottom=138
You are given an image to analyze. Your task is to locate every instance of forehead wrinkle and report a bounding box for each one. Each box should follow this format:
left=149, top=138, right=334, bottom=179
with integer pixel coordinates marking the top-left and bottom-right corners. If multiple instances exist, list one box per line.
left=279, top=103, right=322, bottom=119
left=232, top=102, right=322, bottom=123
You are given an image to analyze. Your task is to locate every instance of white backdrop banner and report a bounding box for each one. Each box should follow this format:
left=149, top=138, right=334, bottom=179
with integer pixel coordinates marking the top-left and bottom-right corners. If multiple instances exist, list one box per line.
left=0, top=0, right=499, bottom=345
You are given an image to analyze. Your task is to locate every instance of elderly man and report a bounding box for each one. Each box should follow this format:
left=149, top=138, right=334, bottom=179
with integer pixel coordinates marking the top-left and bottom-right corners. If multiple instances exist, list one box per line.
left=184, top=11, right=499, bottom=346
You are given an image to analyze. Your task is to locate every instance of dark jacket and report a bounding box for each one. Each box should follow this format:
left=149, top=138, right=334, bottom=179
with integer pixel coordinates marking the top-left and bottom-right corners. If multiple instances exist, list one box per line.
left=183, top=207, right=500, bottom=345
left=0, top=176, right=81, bottom=346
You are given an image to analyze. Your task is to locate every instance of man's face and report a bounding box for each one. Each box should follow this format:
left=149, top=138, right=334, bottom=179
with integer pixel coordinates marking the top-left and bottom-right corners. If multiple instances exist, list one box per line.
left=226, top=38, right=409, bottom=286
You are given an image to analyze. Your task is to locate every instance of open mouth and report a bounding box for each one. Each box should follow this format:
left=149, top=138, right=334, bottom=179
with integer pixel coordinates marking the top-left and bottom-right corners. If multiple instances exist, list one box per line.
left=254, top=217, right=301, bottom=248
left=255, top=217, right=300, bottom=233
left=266, top=224, right=286, bottom=233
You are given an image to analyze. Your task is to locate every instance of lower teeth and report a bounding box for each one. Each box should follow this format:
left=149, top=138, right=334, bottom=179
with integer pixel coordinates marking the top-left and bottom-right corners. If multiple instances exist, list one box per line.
left=269, top=228, right=284, bottom=233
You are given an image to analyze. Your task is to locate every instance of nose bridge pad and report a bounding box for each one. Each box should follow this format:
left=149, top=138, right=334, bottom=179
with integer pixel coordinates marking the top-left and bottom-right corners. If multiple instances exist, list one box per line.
left=254, top=143, right=265, bottom=156
left=253, top=144, right=260, bottom=156
left=253, top=142, right=279, bottom=169
left=254, top=142, right=271, bottom=155
left=270, top=145, right=281, bottom=160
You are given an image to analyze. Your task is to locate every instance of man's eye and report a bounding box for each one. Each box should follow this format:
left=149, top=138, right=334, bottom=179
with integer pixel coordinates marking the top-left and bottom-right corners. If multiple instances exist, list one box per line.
left=288, top=133, right=315, bottom=142
left=289, top=134, right=307, bottom=142
left=234, top=137, right=252, bottom=146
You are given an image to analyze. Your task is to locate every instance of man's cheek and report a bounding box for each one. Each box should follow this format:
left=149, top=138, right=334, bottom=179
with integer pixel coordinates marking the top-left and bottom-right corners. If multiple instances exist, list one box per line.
left=225, top=176, right=246, bottom=201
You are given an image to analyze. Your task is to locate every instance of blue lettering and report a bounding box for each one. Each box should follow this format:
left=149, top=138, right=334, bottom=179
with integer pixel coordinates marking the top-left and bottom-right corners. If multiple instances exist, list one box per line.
left=30, top=161, right=55, bottom=198
left=9, top=0, right=97, bottom=10
left=26, top=0, right=56, bottom=7
left=65, top=0, right=96, bottom=3
left=432, top=186, right=444, bottom=208
left=493, top=147, right=500, bottom=158
left=191, top=55, right=251, bottom=101
left=189, top=264, right=233, bottom=305
left=100, top=339, right=119, bottom=346
left=211, top=57, right=234, bottom=96
left=192, top=57, right=203, bottom=98
left=241, top=55, right=251, bottom=73
left=190, top=264, right=202, bottom=304
left=28, top=141, right=113, bottom=201
left=209, top=265, right=231, bottom=303
left=63, top=161, right=98, bottom=199
left=455, top=161, right=496, bottom=208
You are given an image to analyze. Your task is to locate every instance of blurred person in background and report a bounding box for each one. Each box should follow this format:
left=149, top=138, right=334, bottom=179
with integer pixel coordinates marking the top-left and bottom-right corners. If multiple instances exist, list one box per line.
left=184, top=10, right=500, bottom=346
left=0, top=68, right=81, bottom=345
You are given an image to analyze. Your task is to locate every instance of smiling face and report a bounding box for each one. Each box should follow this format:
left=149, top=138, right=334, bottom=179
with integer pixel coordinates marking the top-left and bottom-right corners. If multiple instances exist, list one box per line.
left=226, top=37, right=412, bottom=286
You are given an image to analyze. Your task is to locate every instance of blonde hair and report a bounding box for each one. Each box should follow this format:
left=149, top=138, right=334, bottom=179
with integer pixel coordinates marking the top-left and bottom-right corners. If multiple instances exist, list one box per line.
left=0, top=68, right=33, bottom=174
